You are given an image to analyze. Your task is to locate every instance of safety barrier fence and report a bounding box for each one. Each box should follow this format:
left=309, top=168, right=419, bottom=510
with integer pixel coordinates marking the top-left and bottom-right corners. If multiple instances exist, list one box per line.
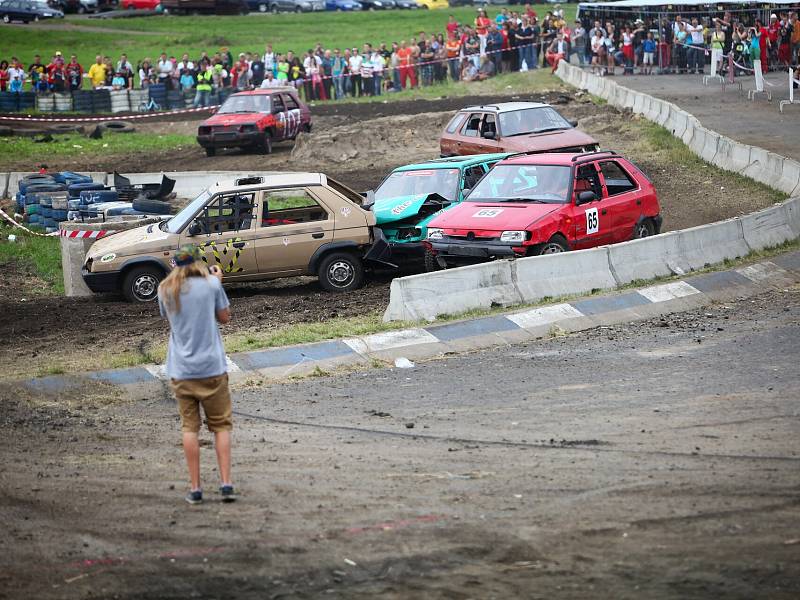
left=382, top=61, right=800, bottom=322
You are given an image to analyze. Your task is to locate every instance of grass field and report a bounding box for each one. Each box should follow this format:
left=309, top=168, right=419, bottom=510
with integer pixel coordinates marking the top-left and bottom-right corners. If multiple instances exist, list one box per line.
left=0, top=225, right=64, bottom=295
left=0, top=5, right=579, bottom=68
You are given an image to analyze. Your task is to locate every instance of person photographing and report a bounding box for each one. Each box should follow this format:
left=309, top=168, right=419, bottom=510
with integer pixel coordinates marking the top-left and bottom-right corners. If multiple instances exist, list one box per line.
left=158, top=245, right=236, bottom=505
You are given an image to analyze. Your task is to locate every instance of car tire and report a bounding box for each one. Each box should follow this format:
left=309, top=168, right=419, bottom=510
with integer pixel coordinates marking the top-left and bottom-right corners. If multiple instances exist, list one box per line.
left=99, top=120, right=135, bottom=133
left=634, top=218, right=655, bottom=239
left=205, top=146, right=216, bottom=157
left=132, top=198, right=171, bottom=214
left=270, top=3, right=278, bottom=12
left=258, top=132, right=272, bottom=154
left=424, top=248, right=443, bottom=272
left=318, top=251, right=364, bottom=292
left=122, top=265, right=163, bottom=303
left=534, top=234, right=569, bottom=255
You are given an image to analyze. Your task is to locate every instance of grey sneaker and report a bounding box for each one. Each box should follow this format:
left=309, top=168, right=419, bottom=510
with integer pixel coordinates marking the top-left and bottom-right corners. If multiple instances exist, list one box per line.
left=185, top=490, right=203, bottom=505
left=220, top=485, right=237, bottom=503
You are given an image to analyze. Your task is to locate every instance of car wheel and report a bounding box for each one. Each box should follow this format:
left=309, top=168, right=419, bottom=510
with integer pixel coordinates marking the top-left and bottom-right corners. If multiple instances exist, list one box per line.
left=259, top=132, right=272, bottom=154
left=318, top=252, right=364, bottom=292
left=424, top=248, right=443, bottom=272
left=258, top=2, right=267, bottom=10
left=122, top=265, right=163, bottom=303
left=270, top=3, right=278, bottom=12
left=205, top=146, right=216, bottom=157
left=535, top=234, right=569, bottom=255
left=634, top=218, right=655, bottom=239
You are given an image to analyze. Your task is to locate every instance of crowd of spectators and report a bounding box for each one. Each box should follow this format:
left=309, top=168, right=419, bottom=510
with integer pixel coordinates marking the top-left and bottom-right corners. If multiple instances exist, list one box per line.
left=0, top=7, right=798, bottom=104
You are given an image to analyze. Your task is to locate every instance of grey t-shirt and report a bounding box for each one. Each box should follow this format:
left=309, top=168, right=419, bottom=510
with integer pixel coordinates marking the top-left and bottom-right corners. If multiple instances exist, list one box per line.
left=158, top=275, right=230, bottom=381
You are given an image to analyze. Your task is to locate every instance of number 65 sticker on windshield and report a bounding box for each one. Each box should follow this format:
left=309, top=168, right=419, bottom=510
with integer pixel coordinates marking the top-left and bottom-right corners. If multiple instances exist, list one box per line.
left=585, top=207, right=599, bottom=234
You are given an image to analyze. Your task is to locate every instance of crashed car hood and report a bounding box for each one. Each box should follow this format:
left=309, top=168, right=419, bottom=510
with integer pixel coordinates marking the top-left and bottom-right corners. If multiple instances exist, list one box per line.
left=500, top=128, right=597, bottom=153
left=429, top=201, right=560, bottom=231
left=88, top=222, right=174, bottom=259
left=203, top=113, right=264, bottom=127
left=372, top=194, right=432, bottom=225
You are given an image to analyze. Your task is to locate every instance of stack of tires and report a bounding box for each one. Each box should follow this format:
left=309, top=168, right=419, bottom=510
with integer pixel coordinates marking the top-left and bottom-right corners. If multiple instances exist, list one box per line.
left=16, top=172, right=101, bottom=232
left=72, top=90, right=94, bottom=113
left=148, top=84, right=167, bottom=110
left=92, top=89, right=112, bottom=113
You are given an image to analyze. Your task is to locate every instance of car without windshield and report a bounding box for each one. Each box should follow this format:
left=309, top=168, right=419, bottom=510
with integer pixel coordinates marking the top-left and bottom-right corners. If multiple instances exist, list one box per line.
left=425, top=151, right=662, bottom=269
left=440, top=101, right=598, bottom=157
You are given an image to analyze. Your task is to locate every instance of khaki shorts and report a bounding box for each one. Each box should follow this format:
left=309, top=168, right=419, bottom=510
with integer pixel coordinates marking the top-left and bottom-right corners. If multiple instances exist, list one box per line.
left=170, top=373, right=233, bottom=433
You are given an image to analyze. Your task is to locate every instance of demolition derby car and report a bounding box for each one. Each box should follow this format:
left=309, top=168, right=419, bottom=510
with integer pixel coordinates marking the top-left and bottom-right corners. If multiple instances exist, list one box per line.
left=439, top=101, right=598, bottom=158
left=368, top=153, right=510, bottom=257
left=425, top=151, right=662, bottom=269
left=82, top=173, right=391, bottom=302
left=197, top=87, right=311, bottom=157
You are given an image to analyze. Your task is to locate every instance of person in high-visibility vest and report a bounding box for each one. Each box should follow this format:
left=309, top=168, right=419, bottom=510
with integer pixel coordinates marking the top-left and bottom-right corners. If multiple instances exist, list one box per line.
left=193, top=66, right=213, bottom=108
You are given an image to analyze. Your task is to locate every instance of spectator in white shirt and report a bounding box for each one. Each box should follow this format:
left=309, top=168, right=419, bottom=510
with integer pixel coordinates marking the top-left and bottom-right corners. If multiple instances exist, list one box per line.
left=370, top=50, right=384, bottom=96
left=157, top=52, right=174, bottom=89
left=348, top=48, right=363, bottom=97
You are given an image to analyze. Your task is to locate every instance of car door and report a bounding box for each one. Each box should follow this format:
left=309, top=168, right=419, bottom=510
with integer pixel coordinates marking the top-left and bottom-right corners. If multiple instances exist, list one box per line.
left=254, top=186, right=335, bottom=276
left=460, top=164, right=486, bottom=200
left=597, top=160, right=642, bottom=243
left=476, top=113, right=502, bottom=153
left=282, top=92, right=303, bottom=139
left=457, top=112, right=485, bottom=155
left=179, top=191, right=260, bottom=280
left=571, top=162, right=614, bottom=249
left=270, top=93, right=287, bottom=140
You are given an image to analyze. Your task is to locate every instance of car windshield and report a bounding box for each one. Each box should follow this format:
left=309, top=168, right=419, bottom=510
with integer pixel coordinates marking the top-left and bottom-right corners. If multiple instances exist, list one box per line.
left=165, top=189, right=212, bottom=233
left=217, top=94, right=271, bottom=114
left=499, top=107, right=572, bottom=137
left=466, top=164, right=572, bottom=203
left=374, top=168, right=460, bottom=202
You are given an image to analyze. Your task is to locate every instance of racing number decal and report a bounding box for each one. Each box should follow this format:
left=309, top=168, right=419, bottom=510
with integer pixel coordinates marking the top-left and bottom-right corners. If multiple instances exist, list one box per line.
left=473, top=208, right=503, bottom=218
left=278, top=109, right=302, bottom=139
left=585, top=208, right=599, bottom=235
left=200, top=238, right=245, bottom=274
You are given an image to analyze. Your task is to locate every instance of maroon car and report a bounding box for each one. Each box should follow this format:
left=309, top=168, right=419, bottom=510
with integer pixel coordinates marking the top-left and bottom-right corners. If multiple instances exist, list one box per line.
left=439, top=101, right=598, bottom=158
left=197, top=87, right=312, bottom=157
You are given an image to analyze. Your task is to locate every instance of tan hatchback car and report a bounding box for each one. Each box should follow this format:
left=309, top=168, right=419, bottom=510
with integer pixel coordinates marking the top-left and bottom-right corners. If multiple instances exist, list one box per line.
left=82, top=173, right=391, bottom=302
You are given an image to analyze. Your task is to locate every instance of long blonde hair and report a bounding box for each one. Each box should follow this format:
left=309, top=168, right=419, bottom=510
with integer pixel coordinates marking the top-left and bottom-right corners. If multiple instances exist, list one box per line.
left=158, top=262, right=208, bottom=314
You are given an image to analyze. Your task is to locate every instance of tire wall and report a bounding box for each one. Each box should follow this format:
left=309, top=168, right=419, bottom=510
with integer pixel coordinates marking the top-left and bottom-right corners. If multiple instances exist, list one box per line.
left=381, top=62, right=800, bottom=322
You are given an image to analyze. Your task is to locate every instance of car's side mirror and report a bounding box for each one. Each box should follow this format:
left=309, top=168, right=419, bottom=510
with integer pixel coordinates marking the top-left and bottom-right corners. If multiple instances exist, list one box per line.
left=569, top=119, right=578, bottom=127
left=482, top=130, right=496, bottom=140
left=187, top=221, right=202, bottom=236
left=577, top=190, right=598, bottom=205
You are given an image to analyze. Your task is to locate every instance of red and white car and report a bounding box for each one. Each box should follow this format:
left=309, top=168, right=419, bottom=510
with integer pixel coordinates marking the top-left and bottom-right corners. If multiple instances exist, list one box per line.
left=425, top=151, right=662, bottom=269
left=197, top=87, right=312, bottom=157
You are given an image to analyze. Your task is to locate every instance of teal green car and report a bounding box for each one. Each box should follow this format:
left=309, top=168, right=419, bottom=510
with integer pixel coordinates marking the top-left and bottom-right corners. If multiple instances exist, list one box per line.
left=370, top=153, right=511, bottom=259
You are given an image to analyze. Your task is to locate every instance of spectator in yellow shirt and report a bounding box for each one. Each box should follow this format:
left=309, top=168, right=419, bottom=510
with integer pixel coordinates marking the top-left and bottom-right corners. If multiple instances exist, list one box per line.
left=87, top=55, right=107, bottom=89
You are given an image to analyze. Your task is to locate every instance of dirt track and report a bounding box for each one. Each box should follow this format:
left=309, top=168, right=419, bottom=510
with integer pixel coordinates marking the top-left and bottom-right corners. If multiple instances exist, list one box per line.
left=0, top=90, right=785, bottom=376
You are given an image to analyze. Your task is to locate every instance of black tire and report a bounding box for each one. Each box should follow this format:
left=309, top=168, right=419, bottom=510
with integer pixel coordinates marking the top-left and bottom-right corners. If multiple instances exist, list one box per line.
left=270, top=3, right=278, bottom=12
left=122, top=265, right=164, bottom=303
left=47, top=123, right=82, bottom=134
left=132, top=198, right=172, bottom=214
left=99, top=121, right=135, bottom=133
left=424, top=248, right=443, bottom=272
left=318, top=252, right=364, bottom=292
left=205, top=146, right=216, bottom=157
left=258, top=131, right=272, bottom=154
left=534, top=234, right=569, bottom=255
left=634, top=218, right=655, bottom=240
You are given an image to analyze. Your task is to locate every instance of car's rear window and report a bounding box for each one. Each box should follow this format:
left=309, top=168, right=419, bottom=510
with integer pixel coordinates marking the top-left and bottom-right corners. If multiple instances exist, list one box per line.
left=445, top=113, right=466, bottom=134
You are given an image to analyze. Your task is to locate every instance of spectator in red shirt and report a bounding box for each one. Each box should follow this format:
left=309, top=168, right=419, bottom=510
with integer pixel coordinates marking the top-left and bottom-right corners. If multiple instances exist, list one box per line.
left=524, top=3, right=537, bottom=22
left=475, top=9, right=491, bottom=55
left=47, top=52, right=66, bottom=92
left=66, top=54, right=84, bottom=91
left=396, top=40, right=416, bottom=89
left=756, top=18, right=770, bottom=73
left=446, top=15, right=458, bottom=38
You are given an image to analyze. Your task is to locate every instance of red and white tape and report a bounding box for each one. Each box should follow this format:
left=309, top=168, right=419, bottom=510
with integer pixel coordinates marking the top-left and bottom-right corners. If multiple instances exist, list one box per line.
left=60, top=229, right=109, bottom=239
left=0, top=104, right=218, bottom=123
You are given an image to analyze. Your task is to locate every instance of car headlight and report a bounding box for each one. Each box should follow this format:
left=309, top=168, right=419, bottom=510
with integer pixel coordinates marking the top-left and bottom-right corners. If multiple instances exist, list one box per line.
left=427, top=228, right=444, bottom=240
left=500, top=230, right=527, bottom=243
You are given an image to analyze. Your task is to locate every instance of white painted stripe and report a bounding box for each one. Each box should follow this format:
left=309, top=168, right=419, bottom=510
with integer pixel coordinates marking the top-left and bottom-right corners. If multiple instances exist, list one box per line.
left=736, top=261, right=790, bottom=283
left=144, top=355, right=240, bottom=381
left=343, top=328, right=439, bottom=354
left=225, top=355, right=241, bottom=373
left=637, top=281, right=701, bottom=303
left=506, top=303, right=584, bottom=329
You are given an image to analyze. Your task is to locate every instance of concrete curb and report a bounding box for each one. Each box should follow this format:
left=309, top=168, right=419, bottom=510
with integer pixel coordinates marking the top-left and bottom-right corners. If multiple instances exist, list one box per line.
left=380, top=63, right=800, bottom=322
left=19, top=251, right=800, bottom=397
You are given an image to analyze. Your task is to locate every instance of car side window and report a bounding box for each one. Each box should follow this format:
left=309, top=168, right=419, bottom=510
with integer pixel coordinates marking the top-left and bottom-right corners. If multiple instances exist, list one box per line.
left=272, top=94, right=285, bottom=112
left=284, top=94, right=299, bottom=110
left=461, top=113, right=482, bottom=138
left=575, top=163, right=602, bottom=199
left=463, top=166, right=484, bottom=190
left=446, top=113, right=466, bottom=134
left=599, top=161, right=637, bottom=196
left=197, top=192, right=256, bottom=234
left=481, top=114, right=496, bottom=138
left=262, top=188, right=328, bottom=227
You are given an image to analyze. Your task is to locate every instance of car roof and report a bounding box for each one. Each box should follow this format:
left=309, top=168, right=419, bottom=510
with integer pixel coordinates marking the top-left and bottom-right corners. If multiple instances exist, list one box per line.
left=460, top=101, right=550, bottom=113
left=211, top=172, right=326, bottom=193
left=232, top=87, right=297, bottom=97
left=393, top=152, right=513, bottom=172
left=499, top=150, right=623, bottom=167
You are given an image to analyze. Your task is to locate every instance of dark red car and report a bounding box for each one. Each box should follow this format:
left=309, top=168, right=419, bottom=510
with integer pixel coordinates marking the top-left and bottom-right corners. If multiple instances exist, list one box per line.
left=425, top=151, right=662, bottom=269
left=439, top=101, right=598, bottom=158
left=197, top=87, right=312, bottom=157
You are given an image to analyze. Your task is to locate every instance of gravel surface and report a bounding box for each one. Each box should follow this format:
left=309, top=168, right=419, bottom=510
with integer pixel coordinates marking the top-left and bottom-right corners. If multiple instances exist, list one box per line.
left=2, top=284, right=798, bottom=598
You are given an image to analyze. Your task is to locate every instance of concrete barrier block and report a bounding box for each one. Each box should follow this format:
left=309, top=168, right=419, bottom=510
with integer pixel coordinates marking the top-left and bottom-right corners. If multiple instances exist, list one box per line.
left=607, top=232, right=691, bottom=284
left=698, top=128, right=720, bottom=164
left=740, top=203, right=798, bottom=250
left=780, top=160, right=800, bottom=197
left=632, top=91, right=645, bottom=113
left=60, top=236, right=94, bottom=297
left=670, top=107, right=688, bottom=139
left=0, top=172, right=8, bottom=199
left=382, top=260, right=521, bottom=322
left=680, top=116, right=695, bottom=147
left=7, top=172, right=25, bottom=197
left=742, top=146, right=770, bottom=185
left=512, top=247, right=617, bottom=301
left=783, top=197, right=800, bottom=237
left=678, top=219, right=751, bottom=270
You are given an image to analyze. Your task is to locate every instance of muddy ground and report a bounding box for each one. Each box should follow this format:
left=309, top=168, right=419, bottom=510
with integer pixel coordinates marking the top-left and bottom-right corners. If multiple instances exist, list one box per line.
left=0, top=90, right=786, bottom=377
left=2, top=285, right=799, bottom=599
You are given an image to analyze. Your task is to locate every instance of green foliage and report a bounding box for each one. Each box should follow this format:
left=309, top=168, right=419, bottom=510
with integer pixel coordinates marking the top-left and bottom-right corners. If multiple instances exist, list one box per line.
left=0, top=226, right=64, bottom=294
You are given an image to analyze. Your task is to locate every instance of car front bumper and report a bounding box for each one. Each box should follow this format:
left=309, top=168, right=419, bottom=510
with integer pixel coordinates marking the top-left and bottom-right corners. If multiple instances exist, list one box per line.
left=429, top=238, right=517, bottom=261
left=197, top=131, right=262, bottom=149
left=82, top=268, right=120, bottom=293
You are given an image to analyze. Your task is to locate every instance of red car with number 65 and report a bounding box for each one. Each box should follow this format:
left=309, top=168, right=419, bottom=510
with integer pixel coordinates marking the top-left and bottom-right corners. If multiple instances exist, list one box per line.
left=424, top=151, right=662, bottom=269
left=197, top=87, right=312, bottom=157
